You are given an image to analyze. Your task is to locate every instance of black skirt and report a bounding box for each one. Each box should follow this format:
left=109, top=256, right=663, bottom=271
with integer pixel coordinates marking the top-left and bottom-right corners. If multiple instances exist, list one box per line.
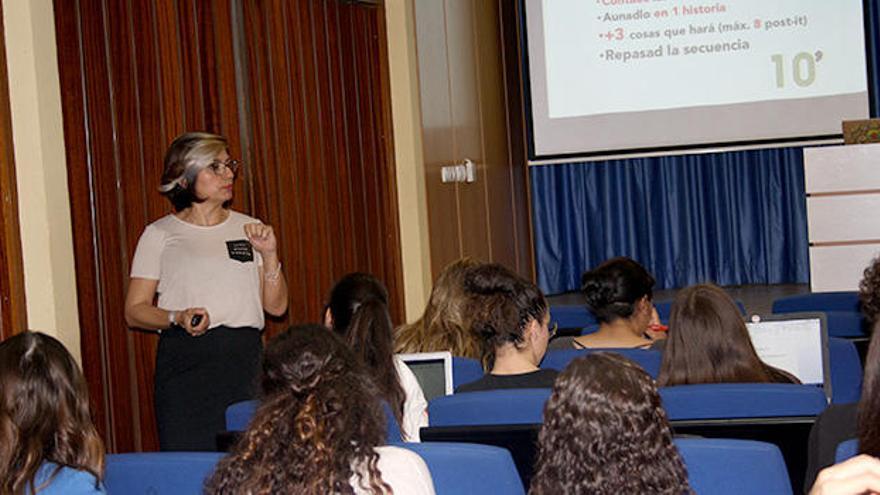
left=154, top=325, right=262, bottom=451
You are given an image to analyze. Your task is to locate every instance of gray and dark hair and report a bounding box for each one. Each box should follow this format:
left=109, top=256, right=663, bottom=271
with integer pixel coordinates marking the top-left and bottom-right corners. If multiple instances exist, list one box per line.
left=160, top=131, right=228, bottom=211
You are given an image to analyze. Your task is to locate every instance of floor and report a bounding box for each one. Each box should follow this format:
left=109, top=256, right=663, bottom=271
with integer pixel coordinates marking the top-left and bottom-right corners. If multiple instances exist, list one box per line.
left=547, top=283, right=811, bottom=316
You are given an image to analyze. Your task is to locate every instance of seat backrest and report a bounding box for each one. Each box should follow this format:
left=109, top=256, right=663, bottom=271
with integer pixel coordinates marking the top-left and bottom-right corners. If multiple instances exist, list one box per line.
left=452, top=357, right=484, bottom=389
left=398, top=442, right=525, bottom=495
left=549, top=304, right=596, bottom=329
left=541, top=348, right=661, bottom=378
left=772, top=292, right=860, bottom=314
left=429, top=389, right=551, bottom=426
left=675, top=438, right=793, bottom=495
left=226, top=399, right=403, bottom=443
left=656, top=300, right=746, bottom=321
left=823, top=311, right=868, bottom=338
left=660, top=383, right=828, bottom=420
left=835, top=438, right=859, bottom=462
left=225, top=399, right=258, bottom=431
left=829, top=337, right=863, bottom=404
left=105, top=452, right=225, bottom=494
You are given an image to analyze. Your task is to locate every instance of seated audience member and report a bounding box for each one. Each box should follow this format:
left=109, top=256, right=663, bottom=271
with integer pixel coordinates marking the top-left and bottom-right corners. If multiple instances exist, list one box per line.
left=804, top=256, right=880, bottom=491
left=0, top=332, right=105, bottom=494
left=809, top=455, right=880, bottom=495
left=530, top=353, right=690, bottom=494
left=455, top=263, right=558, bottom=392
left=395, top=258, right=483, bottom=359
left=657, top=284, right=799, bottom=386
left=550, top=257, right=663, bottom=350
left=205, top=325, right=435, bottom=495
left=326, top=273, right=428, bottom=442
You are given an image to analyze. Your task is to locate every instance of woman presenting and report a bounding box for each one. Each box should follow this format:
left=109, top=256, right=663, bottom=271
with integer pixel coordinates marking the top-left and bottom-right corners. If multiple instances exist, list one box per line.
left=124, top=132, right=288, bottom=451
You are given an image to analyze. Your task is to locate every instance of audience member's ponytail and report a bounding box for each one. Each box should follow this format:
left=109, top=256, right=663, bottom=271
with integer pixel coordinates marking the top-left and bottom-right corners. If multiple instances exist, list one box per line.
left=327, top=273, right=406, bottom=426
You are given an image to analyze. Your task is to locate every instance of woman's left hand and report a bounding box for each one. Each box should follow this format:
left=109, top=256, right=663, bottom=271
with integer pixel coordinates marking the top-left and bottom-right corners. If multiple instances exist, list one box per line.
left=244, top=223, right=277, bottom=256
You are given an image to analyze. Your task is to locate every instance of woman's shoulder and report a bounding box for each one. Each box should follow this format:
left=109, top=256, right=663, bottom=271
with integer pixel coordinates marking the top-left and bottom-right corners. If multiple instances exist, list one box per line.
left=226, top=210, right=261, bottom=225
left=547, top=336, right=576, bottom=350
left=32, top=463, right=105, bottom=494
left=141, top=213, right=177, bottom=231
left=372, top=446, right=435, bottom=494
left=392, top=357, right=420, bottom=386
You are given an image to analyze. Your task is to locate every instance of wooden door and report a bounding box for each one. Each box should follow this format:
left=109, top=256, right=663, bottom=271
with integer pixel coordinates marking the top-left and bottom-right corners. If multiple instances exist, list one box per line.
left=413, top=0, right=532, bottom=279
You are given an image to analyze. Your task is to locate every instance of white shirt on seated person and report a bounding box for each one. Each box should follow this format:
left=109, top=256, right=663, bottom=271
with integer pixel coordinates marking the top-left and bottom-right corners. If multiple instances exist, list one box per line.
left=351, top=446, right=435, bottom=495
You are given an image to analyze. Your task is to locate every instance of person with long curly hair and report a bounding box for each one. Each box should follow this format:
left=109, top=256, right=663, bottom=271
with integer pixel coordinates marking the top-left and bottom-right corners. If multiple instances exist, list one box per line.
left=0, top=332, right=105, bottom=494
left=205, top=324, right=435, bottom=494
left=855, top=256, right=880, bottom=467
left=325, top=273, right=428, bottom=442
left=455, top=263, right=558, bottom=392
left=658, top=284, right=798, bottom=386
left=530, top=352, right=690, bottom=495
left=394, top=258, right=483, bottom=359
left=804, top=255, right=880, bottom=491
left=551, top=257, right=663, bottom=350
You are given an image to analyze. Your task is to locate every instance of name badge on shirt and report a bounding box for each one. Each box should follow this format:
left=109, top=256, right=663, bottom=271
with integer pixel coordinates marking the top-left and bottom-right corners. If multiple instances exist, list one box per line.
left=226, top=239, right=254, bottom=263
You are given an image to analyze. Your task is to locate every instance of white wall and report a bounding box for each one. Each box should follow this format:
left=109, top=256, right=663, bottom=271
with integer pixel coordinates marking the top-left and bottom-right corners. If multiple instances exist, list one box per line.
left=4, top=0, right=80, bottom=361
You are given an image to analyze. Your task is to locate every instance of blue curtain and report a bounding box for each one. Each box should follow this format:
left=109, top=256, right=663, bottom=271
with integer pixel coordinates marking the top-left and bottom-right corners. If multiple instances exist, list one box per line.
left=532, top=3, right=880, bottom=294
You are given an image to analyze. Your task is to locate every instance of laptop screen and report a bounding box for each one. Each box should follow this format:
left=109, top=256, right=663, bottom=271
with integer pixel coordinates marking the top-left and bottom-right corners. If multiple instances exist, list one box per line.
left=745, top=316, right=826, bottom=387
left=397, top=352, right=453, bottom=402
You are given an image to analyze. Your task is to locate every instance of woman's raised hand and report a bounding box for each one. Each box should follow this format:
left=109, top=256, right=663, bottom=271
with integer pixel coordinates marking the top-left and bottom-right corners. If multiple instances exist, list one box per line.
left=244, top=223, right=277, bottom=256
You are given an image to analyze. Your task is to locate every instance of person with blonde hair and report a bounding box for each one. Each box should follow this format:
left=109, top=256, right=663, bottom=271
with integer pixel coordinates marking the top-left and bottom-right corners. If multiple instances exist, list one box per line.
left=395, top=258, right=483, bottom=359
left=0, top=332, right=105, bottom=494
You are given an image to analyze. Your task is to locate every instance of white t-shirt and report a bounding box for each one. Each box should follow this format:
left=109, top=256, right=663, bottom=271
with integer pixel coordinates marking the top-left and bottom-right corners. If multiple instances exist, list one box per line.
left=394, top=357, right=429, bottom=442
left=351, top=446, right=435, bottom=495
left=130, top=211, right=265, bottom=329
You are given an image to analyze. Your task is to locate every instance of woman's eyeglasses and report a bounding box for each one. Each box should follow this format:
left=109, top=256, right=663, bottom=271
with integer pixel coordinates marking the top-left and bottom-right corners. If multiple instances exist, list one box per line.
left=207, top=158, right=241, bottom=176
left=548, top=322, right=558, bottom=339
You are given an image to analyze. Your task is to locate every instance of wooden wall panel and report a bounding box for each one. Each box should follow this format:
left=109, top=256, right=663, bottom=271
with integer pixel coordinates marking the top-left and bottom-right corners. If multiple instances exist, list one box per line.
left=413, top=0, right=533, bottom=279
left=55, top=0, right=401, bottom=452
left=0, top=0, right=26, bottom=340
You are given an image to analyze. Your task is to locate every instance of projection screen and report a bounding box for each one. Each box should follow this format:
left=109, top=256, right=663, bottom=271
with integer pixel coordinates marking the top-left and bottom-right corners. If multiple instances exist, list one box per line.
left=524, top=0, right=871, bottom=160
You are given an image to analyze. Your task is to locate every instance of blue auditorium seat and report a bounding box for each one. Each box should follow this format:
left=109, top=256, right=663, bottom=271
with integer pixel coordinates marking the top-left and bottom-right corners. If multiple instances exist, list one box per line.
left=225, top=399, right=257, bottom=431
left=105, top=452, right=224, bottom=494
left=675, top=438, right=793, bottom=495
left=660, top=383, right=828, bottom=420
left=655, top=299, right=746, bottom=321
left=541, top=348, right=661, bottom=378
left=772, top=292, right=860, bottom=314
left=823, top=311, right=870, bottom=338
left=399, top=443, right=525, bottom=495
left=548, top=304, right=596, bottom=329
left=429, top=389, right=551, bottom=426
left=452, top=357, right=483, bottom=389
left=829, top=337, right=863, bottom=404
left=835, top=438, right=859, bottom=463
left=226, top=399, right=403, bottom=442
